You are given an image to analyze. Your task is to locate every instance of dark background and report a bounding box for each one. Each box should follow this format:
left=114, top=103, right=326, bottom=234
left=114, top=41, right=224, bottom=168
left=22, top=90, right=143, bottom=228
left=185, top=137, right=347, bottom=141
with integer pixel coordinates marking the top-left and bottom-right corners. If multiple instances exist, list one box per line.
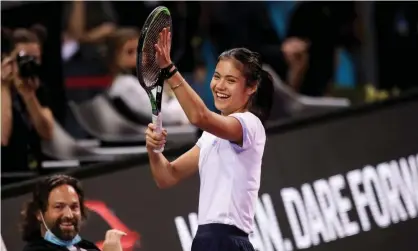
left=2, top=94, right=418, bottom=251
left=2, top=1, right=418, bottom=127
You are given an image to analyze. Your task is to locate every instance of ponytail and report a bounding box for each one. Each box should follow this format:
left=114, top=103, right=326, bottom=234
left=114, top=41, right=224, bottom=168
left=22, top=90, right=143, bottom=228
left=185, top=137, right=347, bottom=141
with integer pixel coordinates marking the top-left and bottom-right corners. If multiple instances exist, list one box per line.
left=249, top=70, right=274, bottom=124
left=218, top=48, right=274, bottom=124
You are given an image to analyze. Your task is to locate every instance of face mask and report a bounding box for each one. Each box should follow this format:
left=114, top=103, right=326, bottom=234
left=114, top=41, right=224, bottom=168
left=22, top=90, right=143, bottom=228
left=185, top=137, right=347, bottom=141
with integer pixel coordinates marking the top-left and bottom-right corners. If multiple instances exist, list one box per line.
left=40, top=213, right=82, bottom=247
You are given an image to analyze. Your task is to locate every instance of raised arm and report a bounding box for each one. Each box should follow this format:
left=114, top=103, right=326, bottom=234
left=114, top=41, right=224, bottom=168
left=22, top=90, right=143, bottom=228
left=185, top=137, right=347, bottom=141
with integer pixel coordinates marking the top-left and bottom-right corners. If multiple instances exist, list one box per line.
left=154, top=28, right=244, bottom=145
left=67, top=0, right=116, bottom=43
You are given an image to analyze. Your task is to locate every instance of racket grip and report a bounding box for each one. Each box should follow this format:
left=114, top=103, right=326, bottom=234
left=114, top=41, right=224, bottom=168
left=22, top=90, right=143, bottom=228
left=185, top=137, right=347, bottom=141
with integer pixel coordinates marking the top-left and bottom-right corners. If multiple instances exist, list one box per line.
left=152, top=113, right=164, bottom=153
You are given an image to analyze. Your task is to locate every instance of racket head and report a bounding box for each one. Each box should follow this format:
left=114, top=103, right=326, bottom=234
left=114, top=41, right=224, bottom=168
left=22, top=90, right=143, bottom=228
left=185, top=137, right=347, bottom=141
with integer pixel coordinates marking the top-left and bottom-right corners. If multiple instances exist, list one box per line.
left=136, top=6, right=171, bottom=153
left=136, top=6, right=172, bottom=93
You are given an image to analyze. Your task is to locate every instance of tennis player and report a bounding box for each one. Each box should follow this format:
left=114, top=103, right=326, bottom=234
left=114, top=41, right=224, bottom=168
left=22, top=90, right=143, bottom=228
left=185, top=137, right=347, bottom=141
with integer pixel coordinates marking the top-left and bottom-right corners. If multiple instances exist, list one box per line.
left=146, top=28, right=273, bottom=251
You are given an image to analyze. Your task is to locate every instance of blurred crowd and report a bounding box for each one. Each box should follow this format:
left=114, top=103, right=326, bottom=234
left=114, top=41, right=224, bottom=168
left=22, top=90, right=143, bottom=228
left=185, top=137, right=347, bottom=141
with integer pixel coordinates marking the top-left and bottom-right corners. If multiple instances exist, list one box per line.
left=1, top=1, right=418, bottom=184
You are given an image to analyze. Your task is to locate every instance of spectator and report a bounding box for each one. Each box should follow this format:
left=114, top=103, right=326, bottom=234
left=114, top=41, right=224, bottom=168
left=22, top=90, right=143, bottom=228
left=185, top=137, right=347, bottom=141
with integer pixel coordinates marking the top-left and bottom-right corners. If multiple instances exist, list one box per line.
left=281, top=36, right=310, bottom=94
left=105, top=28, right=190, bottom=126
left=283, top=2, right=358, bottom=96
left=63, top=0, right=117, bottom=45
left=1, top=26, right=54, bottom=173
left=20, top=174, right=125, bottom=251
left=61, top=0, right=117, bottom=78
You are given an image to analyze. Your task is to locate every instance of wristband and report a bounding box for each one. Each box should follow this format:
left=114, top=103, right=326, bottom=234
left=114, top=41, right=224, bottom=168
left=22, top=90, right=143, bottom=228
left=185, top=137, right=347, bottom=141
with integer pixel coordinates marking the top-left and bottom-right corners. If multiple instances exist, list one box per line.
left=160, top=63, right=177, bottom=80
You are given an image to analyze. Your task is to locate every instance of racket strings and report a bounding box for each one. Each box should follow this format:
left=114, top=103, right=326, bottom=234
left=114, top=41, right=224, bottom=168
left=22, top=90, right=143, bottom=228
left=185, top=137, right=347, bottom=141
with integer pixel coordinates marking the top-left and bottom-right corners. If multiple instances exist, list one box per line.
left=141, top=12, right=172, bottom=88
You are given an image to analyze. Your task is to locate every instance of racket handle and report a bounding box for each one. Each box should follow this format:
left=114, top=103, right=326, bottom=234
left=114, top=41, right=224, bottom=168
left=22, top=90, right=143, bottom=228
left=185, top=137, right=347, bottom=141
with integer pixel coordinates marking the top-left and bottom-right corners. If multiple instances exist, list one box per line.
left=152, top=113, right=164, bottom=153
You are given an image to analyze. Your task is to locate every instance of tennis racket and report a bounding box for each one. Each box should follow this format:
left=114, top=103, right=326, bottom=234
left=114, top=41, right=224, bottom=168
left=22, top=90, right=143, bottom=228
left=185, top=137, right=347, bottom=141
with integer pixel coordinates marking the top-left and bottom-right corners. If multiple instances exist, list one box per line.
left=137, top=6, right=172, bottom=153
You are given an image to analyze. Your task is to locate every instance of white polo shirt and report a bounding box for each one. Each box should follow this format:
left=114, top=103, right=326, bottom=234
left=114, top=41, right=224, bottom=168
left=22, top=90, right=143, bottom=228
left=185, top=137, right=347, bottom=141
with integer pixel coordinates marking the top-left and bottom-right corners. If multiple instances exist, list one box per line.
left=196, top=112, right=266, bottom=233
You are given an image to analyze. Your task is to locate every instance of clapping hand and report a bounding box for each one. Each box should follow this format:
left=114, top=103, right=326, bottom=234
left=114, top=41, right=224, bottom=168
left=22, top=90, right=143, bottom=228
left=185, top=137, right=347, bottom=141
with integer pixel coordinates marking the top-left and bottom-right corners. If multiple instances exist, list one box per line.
left=154, top=27, right=172, bottom=69
left=102, top=229, right=127, bottom=251
left=145, top=123, right=168, bottom=151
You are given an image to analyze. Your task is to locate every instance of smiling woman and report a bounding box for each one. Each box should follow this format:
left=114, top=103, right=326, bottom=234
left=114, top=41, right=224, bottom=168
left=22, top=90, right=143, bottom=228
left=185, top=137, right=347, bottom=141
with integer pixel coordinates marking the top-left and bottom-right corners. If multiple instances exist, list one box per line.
left=143, top=27, right=274, bottom=251
left=213, top=48, right=274, bottom=122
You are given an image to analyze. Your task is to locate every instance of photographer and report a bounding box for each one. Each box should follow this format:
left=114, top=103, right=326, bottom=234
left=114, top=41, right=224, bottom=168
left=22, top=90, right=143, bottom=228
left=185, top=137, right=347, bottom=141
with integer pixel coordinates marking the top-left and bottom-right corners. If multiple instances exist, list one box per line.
left=1, top=26, right=54, bottom=173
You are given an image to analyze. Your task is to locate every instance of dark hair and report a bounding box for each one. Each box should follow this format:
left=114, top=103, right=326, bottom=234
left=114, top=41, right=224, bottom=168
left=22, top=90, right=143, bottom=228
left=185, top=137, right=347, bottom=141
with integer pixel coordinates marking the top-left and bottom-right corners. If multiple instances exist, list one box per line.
left=20, top=174, right=87, bottom=242
left=11, top=24, right=47, bottom=49
left=218, top=48, right=274, bottom=123
left=104, top=27, right=139, bottom=76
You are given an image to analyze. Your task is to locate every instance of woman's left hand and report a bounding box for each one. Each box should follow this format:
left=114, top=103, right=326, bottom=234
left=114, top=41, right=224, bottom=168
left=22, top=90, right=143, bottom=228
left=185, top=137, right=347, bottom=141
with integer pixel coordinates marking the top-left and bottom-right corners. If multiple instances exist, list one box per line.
left=154, top=27, right=172, bottom=69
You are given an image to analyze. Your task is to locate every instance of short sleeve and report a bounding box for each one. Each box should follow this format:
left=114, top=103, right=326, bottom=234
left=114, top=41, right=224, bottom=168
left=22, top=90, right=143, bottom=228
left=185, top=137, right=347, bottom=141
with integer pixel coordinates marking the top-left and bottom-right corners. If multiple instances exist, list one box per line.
left=196, top=131, right=210, bottom=149
left=229, top=112, right=263, bottom=151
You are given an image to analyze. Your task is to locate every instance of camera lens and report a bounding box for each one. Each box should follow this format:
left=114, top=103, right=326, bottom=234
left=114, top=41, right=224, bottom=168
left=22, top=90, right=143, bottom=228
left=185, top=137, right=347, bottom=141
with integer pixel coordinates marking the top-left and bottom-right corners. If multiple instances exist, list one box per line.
left=16, top=51, right=40, bottom=78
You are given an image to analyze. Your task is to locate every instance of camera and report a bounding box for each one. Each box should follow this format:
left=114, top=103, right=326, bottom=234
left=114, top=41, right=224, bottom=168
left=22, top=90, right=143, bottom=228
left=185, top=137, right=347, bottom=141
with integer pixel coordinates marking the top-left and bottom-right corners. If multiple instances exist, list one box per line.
left=16, top=51, right=40, bottom=78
